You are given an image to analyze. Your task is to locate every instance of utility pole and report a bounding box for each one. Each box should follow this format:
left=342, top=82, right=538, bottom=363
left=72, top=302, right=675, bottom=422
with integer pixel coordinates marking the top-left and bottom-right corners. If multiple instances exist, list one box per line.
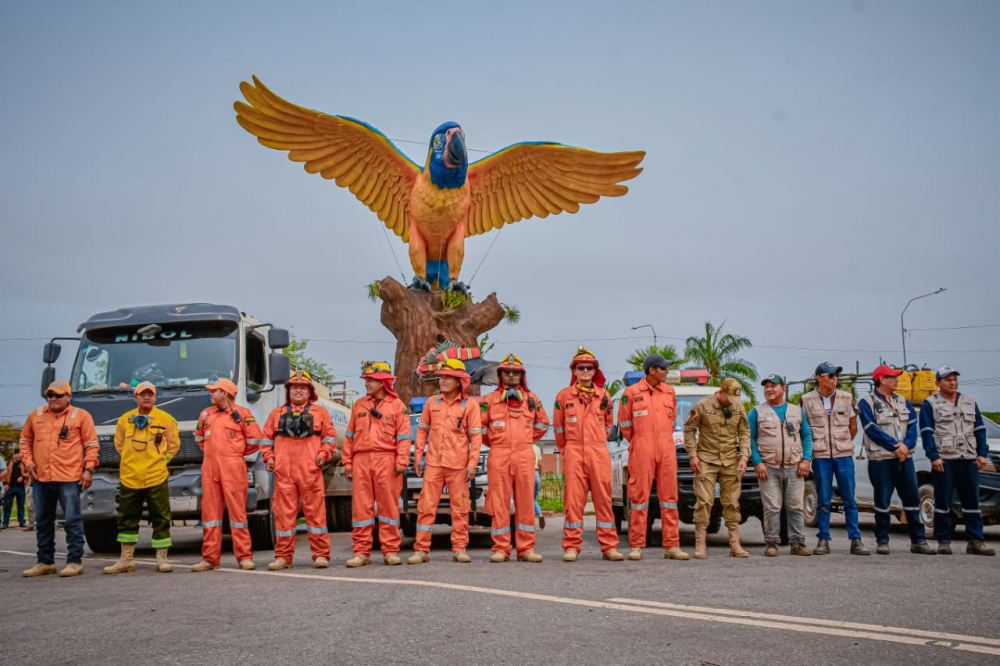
left=901, top=288, right=946, bottom=367
left=631, top=324, right=657, bottom=348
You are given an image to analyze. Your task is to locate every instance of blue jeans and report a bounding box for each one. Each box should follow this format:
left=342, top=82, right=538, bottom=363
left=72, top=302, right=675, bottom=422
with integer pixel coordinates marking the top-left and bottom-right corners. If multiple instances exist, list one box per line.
left=534, top=470, right=542, bottom=517
left=812, top=456, right=861, bottom=540
left=34, top=481, right=85, bottom=565
left=932, top=458, right=984, bottom=542
left=2, top=485, right=26, bottom=527
left=868, top=458, right=925, bottom=545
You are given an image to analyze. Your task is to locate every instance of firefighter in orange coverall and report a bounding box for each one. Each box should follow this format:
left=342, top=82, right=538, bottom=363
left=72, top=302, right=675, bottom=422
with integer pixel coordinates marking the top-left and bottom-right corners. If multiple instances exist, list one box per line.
left=192, top=379, right=264, bottom=572
left=482, top=354, right=550, bottom=563
left=553, top=347, right=623, bottom=562
left=261, top=370, right=337, bottom=570
left=409, top=359, right=483, bottom=564
left=618, top=354, right=690, bottom=561
left=343, top=361, right=411, bottom=567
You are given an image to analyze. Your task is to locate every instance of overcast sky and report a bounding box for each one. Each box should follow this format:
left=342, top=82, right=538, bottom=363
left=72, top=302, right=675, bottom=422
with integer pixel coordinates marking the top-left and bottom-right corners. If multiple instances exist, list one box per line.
left=2, top=1, right=999, bottom=421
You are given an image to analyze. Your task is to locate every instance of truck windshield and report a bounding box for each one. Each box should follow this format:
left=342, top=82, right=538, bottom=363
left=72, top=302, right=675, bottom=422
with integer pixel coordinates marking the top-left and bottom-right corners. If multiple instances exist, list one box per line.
left=675, top=396, right=702, bottom=432
left=70, top=321, right=239, bottom=393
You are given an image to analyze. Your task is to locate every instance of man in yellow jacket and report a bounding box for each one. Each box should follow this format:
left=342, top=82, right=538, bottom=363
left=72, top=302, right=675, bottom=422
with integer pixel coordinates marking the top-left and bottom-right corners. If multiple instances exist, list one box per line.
left=104, top=382, right=180, bottom=574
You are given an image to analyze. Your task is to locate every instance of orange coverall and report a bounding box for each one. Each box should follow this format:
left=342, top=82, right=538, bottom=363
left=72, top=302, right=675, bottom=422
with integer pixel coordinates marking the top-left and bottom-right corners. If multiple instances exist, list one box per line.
left=553, top=385, right=618, bottom=555
left=413, top=395, right=483, bottom=552
left=195, top=406, right=263, bottom=565
left=482, top=389, right=550, bottom=557
left=618, top=377, right=681, bottom=548
left=262, top=403, right=337, bottom=562
left=343, top=395, right=411, bottom=557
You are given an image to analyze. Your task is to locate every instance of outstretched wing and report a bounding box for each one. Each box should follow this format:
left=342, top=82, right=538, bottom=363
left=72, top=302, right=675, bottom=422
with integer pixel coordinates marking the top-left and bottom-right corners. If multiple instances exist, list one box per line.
left=234, top=76, right=421, bottom=241
left=465, top=142, right=644, bottom=237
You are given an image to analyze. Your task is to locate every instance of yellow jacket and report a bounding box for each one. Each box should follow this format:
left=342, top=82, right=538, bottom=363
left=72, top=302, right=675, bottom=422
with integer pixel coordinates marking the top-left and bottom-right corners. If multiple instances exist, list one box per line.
left=114, top=407, right=180, bottom=489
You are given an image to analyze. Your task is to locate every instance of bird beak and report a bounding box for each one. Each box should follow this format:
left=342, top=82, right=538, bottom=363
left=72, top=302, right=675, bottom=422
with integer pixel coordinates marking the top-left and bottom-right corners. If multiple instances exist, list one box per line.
left=445, top=131, right=466, bottom=169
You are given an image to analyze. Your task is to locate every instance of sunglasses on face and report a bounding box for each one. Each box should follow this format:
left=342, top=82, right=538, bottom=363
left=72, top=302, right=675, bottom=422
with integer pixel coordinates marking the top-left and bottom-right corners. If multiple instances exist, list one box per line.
left=575, top=366, right=595, bottom=372
left=46, top=392, right=67, bottom=399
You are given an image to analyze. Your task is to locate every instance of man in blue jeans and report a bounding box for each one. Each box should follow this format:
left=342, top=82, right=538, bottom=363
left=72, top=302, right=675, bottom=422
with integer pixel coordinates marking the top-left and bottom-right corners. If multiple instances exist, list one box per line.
left=2, top=450, right=28, bottom=529
left=800, top=362, right=869, bottom=555
left=858, top=365, right=934, bottom=555
left=919, top=366, right=995, bottom=556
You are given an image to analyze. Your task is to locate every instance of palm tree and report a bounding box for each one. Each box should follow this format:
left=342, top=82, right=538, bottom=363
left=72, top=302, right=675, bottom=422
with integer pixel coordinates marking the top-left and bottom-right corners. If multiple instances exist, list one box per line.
left=626, top=344, right=683, bottom=371
left=684, top=321, right=758, bottom=402
left=604, top=378, right=625, bottom=399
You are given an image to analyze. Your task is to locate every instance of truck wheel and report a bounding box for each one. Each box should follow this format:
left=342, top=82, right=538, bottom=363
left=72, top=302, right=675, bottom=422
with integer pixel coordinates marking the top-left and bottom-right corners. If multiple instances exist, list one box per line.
left=249, top=499, right=276, bottom=551
left=707, top=515, right=722, bottom=534
left=803, top=480, right=818, bottom=528
left=400, top=515, right=417, bottom=539
left=918, top=484, right=935, bottom=530
left=612, top=505, right=624, bottom=534
left=83, top=519, right=118, bottom=554
left=335, top=497, right=353, bottom=533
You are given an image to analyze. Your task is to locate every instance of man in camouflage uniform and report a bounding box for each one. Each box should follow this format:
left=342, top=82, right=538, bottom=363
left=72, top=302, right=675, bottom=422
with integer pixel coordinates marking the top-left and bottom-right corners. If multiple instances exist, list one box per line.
left=683, top=378, right=752, bottom=559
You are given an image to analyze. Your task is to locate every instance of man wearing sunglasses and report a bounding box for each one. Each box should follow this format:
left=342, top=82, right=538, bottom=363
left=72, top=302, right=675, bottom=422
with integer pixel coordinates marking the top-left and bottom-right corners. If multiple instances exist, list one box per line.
left=553, top=347, right=622, bottom=562
left=800, top=362, right=869, bottom=556
left=104, top=381, right=180, bottom=574
left=683, top=378, right=752, bottom=559
left=20, top=380, right=99, bottom=578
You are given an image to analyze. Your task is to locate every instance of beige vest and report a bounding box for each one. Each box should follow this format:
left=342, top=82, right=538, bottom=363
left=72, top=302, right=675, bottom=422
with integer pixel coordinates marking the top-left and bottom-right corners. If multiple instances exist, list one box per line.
left=926, top=393, right=979, bottom=460
left=755, top=403, right=803, bottom=468
left=861, top=392, right=912, bottom=460
left=801, top=389, right=854, bottom=458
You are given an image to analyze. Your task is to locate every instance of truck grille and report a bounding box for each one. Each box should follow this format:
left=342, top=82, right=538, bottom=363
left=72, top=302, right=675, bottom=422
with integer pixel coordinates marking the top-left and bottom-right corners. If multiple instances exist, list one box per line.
left=96, top=431, right=204, bottom=468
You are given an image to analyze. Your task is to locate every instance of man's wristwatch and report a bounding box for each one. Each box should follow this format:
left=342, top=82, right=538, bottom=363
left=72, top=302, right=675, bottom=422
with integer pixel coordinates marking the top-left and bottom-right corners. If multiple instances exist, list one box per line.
left=83, top=468, right=95, bottom=475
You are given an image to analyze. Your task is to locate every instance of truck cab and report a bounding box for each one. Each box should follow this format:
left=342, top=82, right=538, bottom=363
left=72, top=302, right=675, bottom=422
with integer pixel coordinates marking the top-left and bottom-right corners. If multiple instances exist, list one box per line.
left=40, top=303, right=293, bottom=553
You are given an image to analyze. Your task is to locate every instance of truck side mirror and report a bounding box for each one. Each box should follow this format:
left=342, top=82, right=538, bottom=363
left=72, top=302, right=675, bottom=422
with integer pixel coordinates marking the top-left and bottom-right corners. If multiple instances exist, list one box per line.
left=268, top=353, right=290, bottom=385
left=267, top=328, right=290, bottom=350
left=40, top=366, right=56, bottom=397
left=42, top=342, right=61, bottom=365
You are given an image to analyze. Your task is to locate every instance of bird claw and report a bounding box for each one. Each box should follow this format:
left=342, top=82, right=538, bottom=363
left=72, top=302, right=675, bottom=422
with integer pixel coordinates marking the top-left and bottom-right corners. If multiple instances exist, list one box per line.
left=448, top=281, right=469, bottom=295
left=410, top=277, right=432, bottom=292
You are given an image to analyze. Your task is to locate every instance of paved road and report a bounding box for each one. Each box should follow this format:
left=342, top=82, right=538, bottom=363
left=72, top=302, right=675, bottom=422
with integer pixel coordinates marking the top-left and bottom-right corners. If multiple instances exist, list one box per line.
left=1, top=515, right=997, bottom=666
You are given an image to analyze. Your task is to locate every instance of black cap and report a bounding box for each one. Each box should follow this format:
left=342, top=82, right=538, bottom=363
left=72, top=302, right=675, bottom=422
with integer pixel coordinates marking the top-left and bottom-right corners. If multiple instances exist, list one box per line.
left=815, top=362, right=843, bottom=376
left=643, top=354, right=674, bottom=373
left=760, top=374, right=786, bottom=386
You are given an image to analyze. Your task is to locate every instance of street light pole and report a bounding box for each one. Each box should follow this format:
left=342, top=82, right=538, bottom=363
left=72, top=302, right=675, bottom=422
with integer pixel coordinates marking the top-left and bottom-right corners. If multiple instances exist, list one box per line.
left=900, top=288, right=946, bottom=367
left=631, top=324, right=657, bottom=348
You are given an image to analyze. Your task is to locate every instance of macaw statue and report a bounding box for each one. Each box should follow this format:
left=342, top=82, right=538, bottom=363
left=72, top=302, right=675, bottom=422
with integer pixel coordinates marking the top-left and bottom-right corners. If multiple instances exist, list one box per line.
left=234, top=76, right=645, bottom=292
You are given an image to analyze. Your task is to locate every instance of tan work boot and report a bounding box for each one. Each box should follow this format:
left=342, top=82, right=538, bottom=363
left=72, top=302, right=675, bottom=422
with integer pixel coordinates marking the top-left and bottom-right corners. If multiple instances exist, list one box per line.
left=664, top=547, right=690, bottom=561
left=239, top=559, right=256, bottom=570
left=191, top=560, right=219, bottom=572
left=407, top=550, right=430, bottom=565
left=489, top=551, right=510, bottom=563
left=790, top=542, right=813, bottom=557
left=453, top=550, right=472, bottom=563
left=314, top=556, right=329, bottom=569
left=603, top=549, right=624, bottom=561
left=563, top=549, right=578, bottom=562
left=268, top=558, right=293, bottom=571
left=628, top=547, right=643, bottom=561
left=22, top=563, right=57, bottom=578
left=345, top=555, right=371, bottom=568
left=694, top=527, right=708, bottom=559
left=517, top=552, right=543, bottom=563
left=59, top=563, right=84, bottom=577
left=728, top=528, right=750, bottom=558
left=103, top=543, right=136, bottom=575
left=384, top=553, right=402, bottom=566
left=764, top=543, right=779, bottom=557
left=155, top=549, right=173, bottom=572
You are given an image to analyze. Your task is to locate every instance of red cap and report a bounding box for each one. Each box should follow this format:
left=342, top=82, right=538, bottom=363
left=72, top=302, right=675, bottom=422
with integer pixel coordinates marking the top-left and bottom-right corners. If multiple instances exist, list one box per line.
left=872, top=365, right=904, bottom=382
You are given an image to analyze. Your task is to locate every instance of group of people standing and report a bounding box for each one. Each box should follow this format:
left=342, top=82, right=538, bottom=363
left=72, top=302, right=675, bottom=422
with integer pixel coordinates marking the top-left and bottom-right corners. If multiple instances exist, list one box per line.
left=13, top=350, right=996, bottom=578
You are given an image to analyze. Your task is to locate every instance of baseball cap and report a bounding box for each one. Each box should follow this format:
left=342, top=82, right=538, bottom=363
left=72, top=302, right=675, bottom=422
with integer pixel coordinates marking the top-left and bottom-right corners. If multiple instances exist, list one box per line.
left=936, top=366, right=960, bottom=380
left=134, top=381, right=157, bottom=396
left=46, top=380, right=72, bottom=396
left=643, top=354, right=674, bottom=372
left=872, top=365, right=904, bottom=382
left=205, top=378, right=238, bottom=397
left=815, top=362, right=843, bottom=376
left=760, top=374, right=785, bottom=386
left=720, top=378, right=743, bottom=398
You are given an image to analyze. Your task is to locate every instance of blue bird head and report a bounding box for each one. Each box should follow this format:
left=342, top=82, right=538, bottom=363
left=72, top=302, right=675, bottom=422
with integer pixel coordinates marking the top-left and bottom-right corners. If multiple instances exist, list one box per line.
left=427, top=121, right=467, bottom=189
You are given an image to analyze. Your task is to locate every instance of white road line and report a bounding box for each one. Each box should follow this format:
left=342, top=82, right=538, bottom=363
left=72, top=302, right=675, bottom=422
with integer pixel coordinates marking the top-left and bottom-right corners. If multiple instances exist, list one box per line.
left=4, top=549, right=997, bottom=657
left=607, top=598, right=1000, bottom=649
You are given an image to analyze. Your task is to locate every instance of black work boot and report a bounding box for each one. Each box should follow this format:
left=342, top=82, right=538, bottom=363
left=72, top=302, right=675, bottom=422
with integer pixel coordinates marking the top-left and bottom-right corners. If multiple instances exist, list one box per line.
left=966, top=540, right=996, bottom=556
left=813, top=538, right=830, bottom=556
left=910, top=541, right=936, bottom=555
left=850, top=538, right=871, bottom=556
left=937, top=542, right=953, bottom=555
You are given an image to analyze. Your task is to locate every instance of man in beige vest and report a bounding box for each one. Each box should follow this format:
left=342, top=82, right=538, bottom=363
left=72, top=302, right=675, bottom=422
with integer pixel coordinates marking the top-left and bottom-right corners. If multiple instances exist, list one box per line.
left=749, top=375, right=812, bottom=557
left=800, top=362, right=869, bottom=556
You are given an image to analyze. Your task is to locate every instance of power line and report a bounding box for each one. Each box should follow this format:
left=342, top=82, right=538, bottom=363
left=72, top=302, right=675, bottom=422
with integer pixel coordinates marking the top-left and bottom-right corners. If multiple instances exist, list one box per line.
left=0, top=337, right=50, bottom=342
left=390, top=137, right=493, bottom=155
left=908, top=324, right=1000, bottom=332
